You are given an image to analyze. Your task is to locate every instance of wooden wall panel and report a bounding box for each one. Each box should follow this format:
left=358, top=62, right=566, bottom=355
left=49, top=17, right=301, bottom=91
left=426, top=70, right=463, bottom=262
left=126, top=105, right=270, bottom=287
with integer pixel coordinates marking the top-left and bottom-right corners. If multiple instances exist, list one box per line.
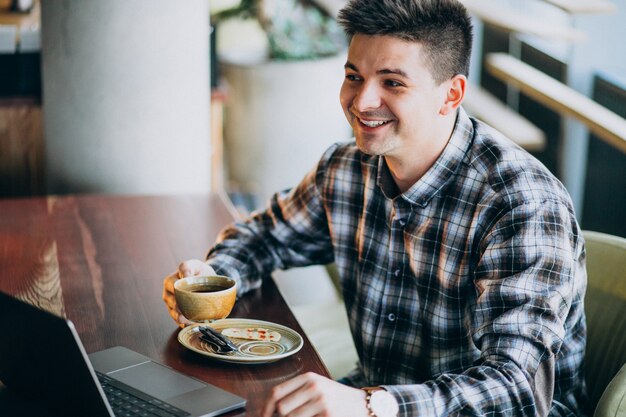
left=582, top=76, right=626, bottom=238
left=0, top=99, right=44, bottom=197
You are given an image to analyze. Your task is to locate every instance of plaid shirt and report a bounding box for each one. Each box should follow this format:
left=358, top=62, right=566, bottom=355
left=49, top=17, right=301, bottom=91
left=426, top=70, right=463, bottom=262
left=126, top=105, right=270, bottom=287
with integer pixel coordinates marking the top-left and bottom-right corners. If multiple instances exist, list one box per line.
left=207, top=108, right=588, bottom=416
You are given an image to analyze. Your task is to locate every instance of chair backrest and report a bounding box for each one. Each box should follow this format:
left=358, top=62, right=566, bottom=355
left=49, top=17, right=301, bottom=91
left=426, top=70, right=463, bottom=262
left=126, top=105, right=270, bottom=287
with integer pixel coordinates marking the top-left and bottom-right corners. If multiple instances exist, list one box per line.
left=582, top=230, right=626, bottom=413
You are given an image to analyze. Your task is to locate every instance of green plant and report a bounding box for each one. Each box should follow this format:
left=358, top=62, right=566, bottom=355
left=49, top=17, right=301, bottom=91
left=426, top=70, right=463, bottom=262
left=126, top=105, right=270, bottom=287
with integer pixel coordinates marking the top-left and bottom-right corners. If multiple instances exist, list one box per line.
left=212, top=0, right=346, bottom=60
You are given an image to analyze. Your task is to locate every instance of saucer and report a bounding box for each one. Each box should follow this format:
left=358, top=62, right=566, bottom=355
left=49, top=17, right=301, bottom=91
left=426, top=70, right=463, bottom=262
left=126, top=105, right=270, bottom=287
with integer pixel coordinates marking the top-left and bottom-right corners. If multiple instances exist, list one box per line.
left=178, top=318, right=303, bottom=364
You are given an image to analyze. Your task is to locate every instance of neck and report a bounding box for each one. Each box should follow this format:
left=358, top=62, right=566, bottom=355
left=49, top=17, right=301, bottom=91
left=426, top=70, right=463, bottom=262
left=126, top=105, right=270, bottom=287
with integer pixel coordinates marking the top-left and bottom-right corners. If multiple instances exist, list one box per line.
left=386, top=113, right=456, bottom=193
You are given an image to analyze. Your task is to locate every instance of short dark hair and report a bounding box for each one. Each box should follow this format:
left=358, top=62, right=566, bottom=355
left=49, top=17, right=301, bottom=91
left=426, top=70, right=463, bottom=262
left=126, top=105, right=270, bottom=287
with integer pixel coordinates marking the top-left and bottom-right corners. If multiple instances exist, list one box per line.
left=337, top=0, right=473, bottom=84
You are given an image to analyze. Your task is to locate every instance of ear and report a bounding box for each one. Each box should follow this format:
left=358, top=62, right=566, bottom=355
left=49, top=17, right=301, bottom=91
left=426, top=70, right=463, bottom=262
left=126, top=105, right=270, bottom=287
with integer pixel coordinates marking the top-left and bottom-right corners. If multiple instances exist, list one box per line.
left=439, top=74, right=466, bottom=116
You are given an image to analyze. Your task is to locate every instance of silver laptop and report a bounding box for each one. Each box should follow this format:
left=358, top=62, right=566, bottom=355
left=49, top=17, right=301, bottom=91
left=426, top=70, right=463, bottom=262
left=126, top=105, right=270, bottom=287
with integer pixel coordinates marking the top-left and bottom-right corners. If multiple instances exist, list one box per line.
left=0, top=291, right=246, bottom=417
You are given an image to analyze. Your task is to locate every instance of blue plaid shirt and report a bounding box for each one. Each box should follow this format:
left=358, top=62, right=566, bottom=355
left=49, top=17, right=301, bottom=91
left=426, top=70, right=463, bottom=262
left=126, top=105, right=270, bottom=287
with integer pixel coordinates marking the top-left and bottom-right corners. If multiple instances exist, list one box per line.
left=207, top=108, right=587, bottom=416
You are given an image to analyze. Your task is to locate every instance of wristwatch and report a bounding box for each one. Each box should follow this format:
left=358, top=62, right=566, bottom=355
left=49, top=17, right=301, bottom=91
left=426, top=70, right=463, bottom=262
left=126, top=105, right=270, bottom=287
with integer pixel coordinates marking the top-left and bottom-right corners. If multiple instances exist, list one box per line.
left=362, top=386, right=399, bottom=417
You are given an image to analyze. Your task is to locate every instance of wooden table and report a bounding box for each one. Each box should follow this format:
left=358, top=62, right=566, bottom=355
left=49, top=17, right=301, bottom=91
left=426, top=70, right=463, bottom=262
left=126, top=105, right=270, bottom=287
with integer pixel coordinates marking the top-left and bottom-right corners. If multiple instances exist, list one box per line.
left=0, top=193, right=328, bottom=416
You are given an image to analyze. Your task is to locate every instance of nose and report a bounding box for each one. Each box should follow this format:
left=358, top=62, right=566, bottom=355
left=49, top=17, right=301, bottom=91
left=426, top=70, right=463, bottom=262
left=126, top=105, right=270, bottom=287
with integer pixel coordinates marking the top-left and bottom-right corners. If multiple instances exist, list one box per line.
left=352, top=82, right=382, bottom=112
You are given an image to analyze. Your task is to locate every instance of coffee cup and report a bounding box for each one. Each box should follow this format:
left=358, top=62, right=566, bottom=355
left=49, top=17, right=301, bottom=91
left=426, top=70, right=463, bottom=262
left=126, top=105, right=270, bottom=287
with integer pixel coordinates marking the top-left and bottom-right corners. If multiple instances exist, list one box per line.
left=174, top=275, right=237, bottom=322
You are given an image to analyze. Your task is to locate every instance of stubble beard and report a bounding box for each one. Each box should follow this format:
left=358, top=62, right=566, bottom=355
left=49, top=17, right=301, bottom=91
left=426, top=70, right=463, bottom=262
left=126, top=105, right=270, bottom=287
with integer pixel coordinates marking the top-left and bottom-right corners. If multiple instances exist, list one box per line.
left=354, top=126, right=399, bottom=157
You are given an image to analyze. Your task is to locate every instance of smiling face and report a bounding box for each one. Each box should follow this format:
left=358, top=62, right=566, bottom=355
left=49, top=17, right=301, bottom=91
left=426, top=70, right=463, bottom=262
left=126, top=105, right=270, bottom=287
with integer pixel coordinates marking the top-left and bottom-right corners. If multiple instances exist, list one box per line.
left=340, top=34, right=458, bottom=162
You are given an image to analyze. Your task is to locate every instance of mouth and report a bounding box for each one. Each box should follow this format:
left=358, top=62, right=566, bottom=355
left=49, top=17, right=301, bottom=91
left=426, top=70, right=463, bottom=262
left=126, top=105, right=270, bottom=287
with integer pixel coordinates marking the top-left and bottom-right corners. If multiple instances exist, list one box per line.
left=356, top=116, right=394, bottom=129
left=359, top=118, right=391, bottom=127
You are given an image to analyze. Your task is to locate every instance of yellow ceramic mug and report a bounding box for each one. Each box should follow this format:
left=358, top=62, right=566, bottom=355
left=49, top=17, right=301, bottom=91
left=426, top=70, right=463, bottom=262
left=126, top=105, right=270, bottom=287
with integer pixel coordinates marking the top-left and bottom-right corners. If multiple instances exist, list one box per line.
left=174, top=275, right=237, bottom=322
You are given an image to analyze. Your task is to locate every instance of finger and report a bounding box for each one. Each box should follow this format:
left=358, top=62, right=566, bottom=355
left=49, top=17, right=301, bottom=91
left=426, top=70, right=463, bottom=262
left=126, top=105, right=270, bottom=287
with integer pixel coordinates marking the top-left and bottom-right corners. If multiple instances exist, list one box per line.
left=261, top=395, right=277, bottom=417
left=169, top=311, right=189, bottom=328
left=163, top=273, right=178, bottom=295
left=163, top=290, right=177, bottom=310
left=178, top=260, right=203, bottom=277
left=163, top=273, right=190, bottom=327
left=163, top=274, right=179, bottom=311
left=262, top=374, right=312, bottom=417
left=167, top=305, right=180, bottom=323
left=177, top=309, right=193, bottom=327
left=275, top=386, right=320, bottom=417
left=179, top=259, right=218, bottom=278
left=166, top=303, right=192, bottom=327
left=281, top=399, right=321, bottom=417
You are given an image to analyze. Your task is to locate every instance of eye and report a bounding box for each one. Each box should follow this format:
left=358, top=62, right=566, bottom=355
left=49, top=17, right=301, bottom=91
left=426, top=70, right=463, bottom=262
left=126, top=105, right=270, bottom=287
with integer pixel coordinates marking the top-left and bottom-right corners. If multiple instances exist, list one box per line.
left=384, top=79, right=404, bottom=87
left=345, top=74, right=362, bottom=82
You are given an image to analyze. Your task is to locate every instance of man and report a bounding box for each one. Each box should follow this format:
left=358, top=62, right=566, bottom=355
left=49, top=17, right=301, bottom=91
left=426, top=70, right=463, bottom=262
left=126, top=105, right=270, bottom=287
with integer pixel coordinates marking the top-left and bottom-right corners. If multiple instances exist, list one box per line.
left=163, top=0, right=588, bottom=415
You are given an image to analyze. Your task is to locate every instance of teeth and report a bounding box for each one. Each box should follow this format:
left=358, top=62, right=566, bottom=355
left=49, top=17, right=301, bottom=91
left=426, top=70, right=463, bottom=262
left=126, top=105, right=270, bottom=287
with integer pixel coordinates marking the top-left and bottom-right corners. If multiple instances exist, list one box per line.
left=360, top=119, right=389, bottom=128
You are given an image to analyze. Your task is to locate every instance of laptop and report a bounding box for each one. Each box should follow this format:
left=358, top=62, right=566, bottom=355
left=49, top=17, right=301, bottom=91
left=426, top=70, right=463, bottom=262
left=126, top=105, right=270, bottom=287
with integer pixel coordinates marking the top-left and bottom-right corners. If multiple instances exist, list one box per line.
left=0, top=291, right=246, bottom=417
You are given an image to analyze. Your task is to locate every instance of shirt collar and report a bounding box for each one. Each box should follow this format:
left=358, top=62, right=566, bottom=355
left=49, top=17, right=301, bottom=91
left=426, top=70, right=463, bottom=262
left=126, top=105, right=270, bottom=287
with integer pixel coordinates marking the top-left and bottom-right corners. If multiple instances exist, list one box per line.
left=376, top=107, right=474, bottom=207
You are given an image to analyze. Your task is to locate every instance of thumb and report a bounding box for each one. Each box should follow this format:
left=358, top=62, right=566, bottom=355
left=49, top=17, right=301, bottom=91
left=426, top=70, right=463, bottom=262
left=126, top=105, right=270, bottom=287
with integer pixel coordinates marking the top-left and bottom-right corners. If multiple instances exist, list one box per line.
left=178, top=260, right=198, bottom=278
left=178, top=259, right=216, bottom=278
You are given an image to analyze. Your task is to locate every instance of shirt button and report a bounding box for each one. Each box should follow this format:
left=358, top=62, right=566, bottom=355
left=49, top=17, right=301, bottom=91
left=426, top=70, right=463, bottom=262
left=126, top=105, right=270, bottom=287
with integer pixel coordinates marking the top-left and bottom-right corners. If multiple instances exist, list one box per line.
left=387, top=313, right=396, bottom=322
left=394, top=269, right=401, bottom=277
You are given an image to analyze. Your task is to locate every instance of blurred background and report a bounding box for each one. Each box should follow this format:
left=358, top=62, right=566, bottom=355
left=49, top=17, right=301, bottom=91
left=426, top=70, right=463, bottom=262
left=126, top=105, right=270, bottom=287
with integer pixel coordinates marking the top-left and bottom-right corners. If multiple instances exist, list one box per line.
left=1, top=0, right=625, bottom=313
left=2, top=0, right=625, bottom=383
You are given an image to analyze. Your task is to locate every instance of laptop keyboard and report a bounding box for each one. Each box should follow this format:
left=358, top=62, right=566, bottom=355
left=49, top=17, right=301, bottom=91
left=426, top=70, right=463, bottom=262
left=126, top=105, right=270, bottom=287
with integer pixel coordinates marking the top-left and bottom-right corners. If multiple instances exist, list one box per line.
left=97, top=372, right=191, bottom=417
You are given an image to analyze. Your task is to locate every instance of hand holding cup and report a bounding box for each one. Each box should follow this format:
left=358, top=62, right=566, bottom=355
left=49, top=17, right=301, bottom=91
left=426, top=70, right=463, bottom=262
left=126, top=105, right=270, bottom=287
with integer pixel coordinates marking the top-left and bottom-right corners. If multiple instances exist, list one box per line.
left=163, top=259, right=220, bottom=327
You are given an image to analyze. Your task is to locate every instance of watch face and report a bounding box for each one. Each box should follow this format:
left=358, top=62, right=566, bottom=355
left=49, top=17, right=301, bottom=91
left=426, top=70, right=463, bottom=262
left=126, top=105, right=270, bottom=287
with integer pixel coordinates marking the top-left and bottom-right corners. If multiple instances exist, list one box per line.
left=370, top=390, right=399, bottom=417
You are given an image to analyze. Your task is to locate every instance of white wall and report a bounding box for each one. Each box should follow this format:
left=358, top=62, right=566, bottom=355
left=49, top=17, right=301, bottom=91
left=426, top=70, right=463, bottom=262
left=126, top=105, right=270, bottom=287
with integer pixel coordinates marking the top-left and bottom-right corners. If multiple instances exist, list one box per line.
left=221, top=53, right=351, bottom=204
left=41, top=0, right=212, bottom=195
